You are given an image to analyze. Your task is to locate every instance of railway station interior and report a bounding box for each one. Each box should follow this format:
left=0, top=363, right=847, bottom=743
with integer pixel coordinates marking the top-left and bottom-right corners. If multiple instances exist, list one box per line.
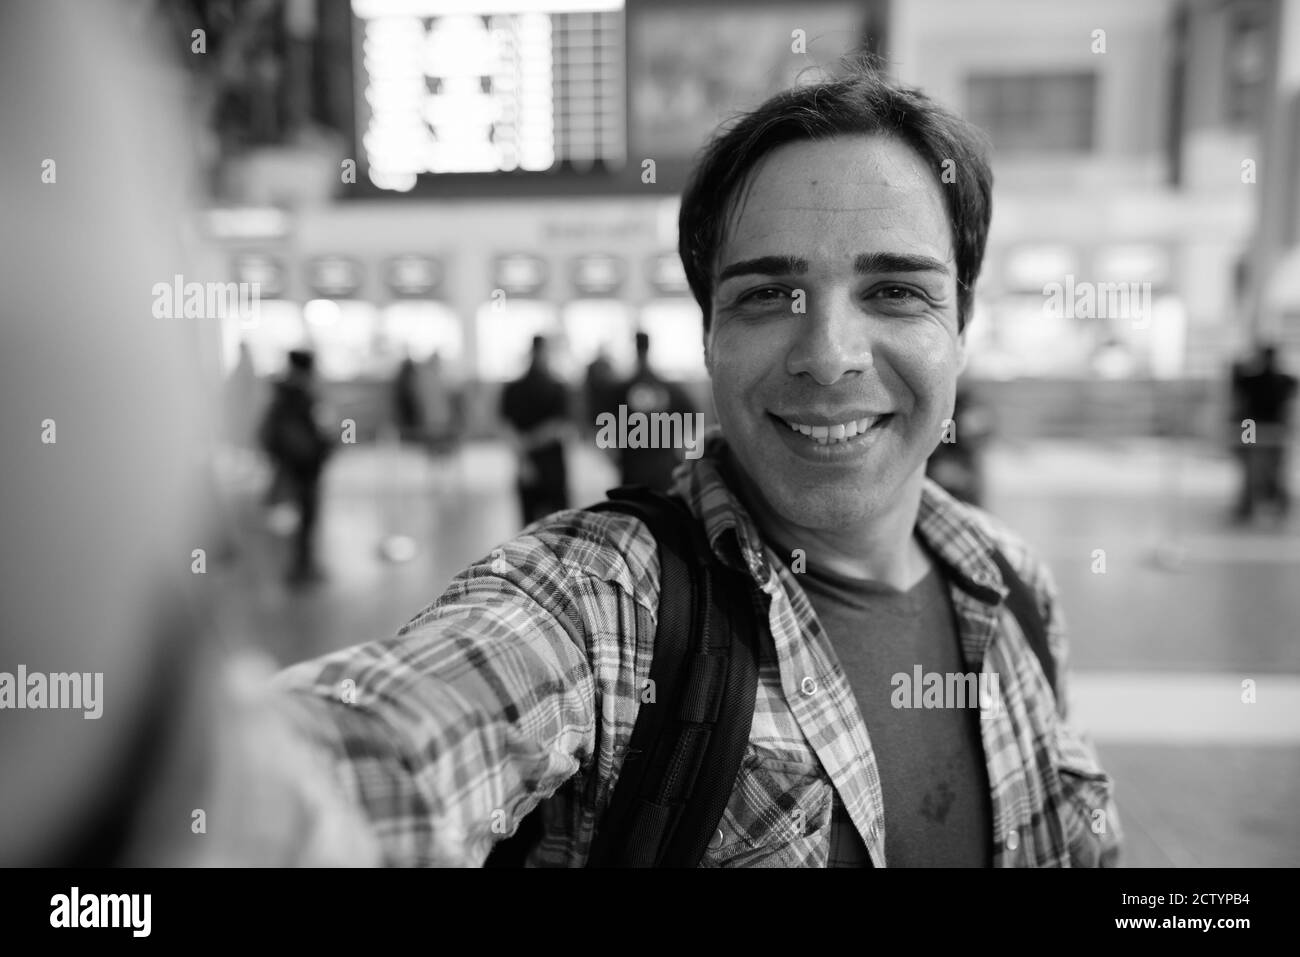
left=3, top=0, right=1298, bottom=868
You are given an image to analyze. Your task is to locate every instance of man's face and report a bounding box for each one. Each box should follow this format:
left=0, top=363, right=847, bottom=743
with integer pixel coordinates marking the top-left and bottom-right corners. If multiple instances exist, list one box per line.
left=704, top=134, right=965, bottom=535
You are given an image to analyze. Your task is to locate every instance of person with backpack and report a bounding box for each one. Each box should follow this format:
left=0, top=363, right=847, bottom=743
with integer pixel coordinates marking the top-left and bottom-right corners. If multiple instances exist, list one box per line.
left=259, top=349, right=333, bottom=587
left=273, top=67, right=1120, bottom=867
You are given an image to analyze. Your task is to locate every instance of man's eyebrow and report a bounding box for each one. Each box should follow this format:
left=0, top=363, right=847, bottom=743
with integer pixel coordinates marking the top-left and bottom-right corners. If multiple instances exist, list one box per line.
left=716, top=255, right=808, bottom=283
left=854, top=252, right=951, bottom=275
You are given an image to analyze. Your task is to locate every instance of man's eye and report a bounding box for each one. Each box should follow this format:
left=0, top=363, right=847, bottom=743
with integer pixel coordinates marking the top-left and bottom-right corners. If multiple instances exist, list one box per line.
left=872, top=285, right=923, bottom=302
left=738, top=286, right=788, bottom=304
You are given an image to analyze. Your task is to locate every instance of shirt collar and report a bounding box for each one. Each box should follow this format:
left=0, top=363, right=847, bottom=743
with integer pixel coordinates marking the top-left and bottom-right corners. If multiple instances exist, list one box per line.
left=670, top=428, right=1008, bottom=605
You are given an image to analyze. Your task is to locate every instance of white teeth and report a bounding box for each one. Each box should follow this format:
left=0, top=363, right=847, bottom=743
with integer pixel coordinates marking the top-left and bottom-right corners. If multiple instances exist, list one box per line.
left=783, top=414, right=885, bottom=445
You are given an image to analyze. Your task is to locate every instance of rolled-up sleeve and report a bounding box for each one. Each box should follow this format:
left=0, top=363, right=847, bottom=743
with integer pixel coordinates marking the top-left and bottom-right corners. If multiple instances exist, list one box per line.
left=272, top=533, right=602, bottom=867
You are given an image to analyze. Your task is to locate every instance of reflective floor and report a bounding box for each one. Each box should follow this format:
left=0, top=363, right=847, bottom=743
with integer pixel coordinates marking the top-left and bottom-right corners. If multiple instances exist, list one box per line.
left=209, top=437, right=1300, bottom=867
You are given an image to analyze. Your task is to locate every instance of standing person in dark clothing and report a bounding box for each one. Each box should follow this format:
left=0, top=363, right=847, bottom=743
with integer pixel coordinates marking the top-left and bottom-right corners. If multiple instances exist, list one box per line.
left=500, top=336, right=572, bottom=526
left=582, top=348, right=619, bottom=436
left=610, top=331, right=698, bottom=491
left=925, top=380, right=994, bottom=507
left=258, top=349, right=333, bottom=585
left=392, top=355, right=425, bottom=445
left=1234, top=343, right=1298, bottom=523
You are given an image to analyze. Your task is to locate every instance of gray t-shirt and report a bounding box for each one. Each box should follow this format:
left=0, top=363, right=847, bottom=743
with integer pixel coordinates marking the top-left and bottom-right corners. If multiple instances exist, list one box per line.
left=784, top=546, right=993, bottom=867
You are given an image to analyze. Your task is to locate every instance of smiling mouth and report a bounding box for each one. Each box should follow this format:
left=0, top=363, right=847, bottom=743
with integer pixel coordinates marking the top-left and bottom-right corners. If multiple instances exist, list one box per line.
left=770, top=413, right=892, bottom=446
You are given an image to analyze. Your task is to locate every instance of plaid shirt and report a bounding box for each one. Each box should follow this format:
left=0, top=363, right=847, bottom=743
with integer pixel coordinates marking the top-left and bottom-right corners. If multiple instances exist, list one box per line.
left=274, top=431, right=1121, bottom=867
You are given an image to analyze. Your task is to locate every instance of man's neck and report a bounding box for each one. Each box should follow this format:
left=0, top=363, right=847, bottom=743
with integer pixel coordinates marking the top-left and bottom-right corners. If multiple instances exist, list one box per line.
left=726, top=455, right=931, bottom=590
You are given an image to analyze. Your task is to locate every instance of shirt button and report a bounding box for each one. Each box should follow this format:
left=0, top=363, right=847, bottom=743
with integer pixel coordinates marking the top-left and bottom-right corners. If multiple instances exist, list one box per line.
left=1005, top=828, right=1020, bottom=851
left=800, top=676, right=817, bottom=696
left=709, top=828, right=724, bottom=850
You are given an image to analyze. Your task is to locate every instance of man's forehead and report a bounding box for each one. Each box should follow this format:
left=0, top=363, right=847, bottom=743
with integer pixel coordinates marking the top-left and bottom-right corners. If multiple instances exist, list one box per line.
left=717, top=136, right=954, bottom=269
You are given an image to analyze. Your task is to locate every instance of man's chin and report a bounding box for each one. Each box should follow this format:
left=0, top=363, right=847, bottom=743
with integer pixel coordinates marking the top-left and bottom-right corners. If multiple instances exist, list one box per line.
left=741, top=472, right=884, bottom=536
left=776, top=488, right=881, bottom=531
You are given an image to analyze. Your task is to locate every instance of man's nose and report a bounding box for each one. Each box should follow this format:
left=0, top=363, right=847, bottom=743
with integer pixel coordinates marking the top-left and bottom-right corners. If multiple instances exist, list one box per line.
left=785, top=289, right=874, bottom=385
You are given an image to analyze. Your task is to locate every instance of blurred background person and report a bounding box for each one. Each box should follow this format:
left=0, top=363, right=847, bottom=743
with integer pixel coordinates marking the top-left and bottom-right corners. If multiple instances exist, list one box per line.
left=582, top=347, right=619, bottom=437
left=392, top=353, right=426, bottom=446
left=1233, top=342, right=1298, bottom=524
left=223, top=341, right=263, bottom=453
left=925, top=378, right=995, bottom=508
left=609, top=330, right=698, bottom=491
left=500, top=335, right=573, bottom=526
left=419, top=351, right=461, bottom=456
left=258, top=349, right=332, bottom=585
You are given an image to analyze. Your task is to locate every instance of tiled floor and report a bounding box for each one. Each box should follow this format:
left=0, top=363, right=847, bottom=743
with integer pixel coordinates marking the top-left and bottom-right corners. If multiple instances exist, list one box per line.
left=210, top=437, right=1300, bottom=867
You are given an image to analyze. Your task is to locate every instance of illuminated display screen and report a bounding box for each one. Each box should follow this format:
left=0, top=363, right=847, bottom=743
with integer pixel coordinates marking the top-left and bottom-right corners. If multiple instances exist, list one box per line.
left=385, top=255, right=445, bottom=297
left=353, top=0, right=626, bottom=191
left=307, top=256, right=365, bottom=298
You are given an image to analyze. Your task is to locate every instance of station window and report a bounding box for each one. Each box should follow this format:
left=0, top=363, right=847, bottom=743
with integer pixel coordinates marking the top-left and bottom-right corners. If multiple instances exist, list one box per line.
left=232, top=299, right=307, bottom=378
left=304, top=299, right=381, bottom=381
left=638, top=299, right=707, bottom=380
left=561, top=299, right=636, bottom=379
left=380, top=300, right=465, bottom=370
left=966, top=72, right=1097, bottom=154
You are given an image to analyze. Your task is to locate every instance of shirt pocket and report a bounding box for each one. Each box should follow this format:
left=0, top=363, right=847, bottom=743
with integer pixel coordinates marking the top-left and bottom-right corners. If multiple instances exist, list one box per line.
left=699, top=751, right=834, bottom=868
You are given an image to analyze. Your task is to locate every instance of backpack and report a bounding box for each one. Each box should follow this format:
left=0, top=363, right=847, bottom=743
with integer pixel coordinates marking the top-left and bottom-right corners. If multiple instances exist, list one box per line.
left=484, top=485, right=1056, bottom=867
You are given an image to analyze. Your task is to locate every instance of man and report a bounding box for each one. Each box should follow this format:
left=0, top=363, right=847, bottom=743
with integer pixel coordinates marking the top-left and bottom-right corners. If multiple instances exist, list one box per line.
left=1234, top=343, right=1297, bottom=523
left=610, top=331, right=699, bottom=491
left=275, top=68, right=1120, bottom=867
left=500, top=335, right=573, bottom=526
left=258, top=349, right=333, bottom=586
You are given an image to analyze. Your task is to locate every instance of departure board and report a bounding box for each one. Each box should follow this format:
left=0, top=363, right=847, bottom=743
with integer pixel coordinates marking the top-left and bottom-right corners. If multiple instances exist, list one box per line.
left=352, top=0, right=626, bottom=191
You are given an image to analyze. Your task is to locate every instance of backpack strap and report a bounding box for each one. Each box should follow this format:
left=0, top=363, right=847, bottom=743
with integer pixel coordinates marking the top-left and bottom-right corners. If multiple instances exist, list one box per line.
left=988, top=548, right=1057, bottom=697
left=584, top=486, right=759, bottom=867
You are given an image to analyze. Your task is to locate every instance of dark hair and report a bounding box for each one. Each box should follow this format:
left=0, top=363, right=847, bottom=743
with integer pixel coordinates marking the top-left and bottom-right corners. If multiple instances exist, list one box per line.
left=634, top=331, right=650, bottom=356
left=679, top=65, right=994, bottom=332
